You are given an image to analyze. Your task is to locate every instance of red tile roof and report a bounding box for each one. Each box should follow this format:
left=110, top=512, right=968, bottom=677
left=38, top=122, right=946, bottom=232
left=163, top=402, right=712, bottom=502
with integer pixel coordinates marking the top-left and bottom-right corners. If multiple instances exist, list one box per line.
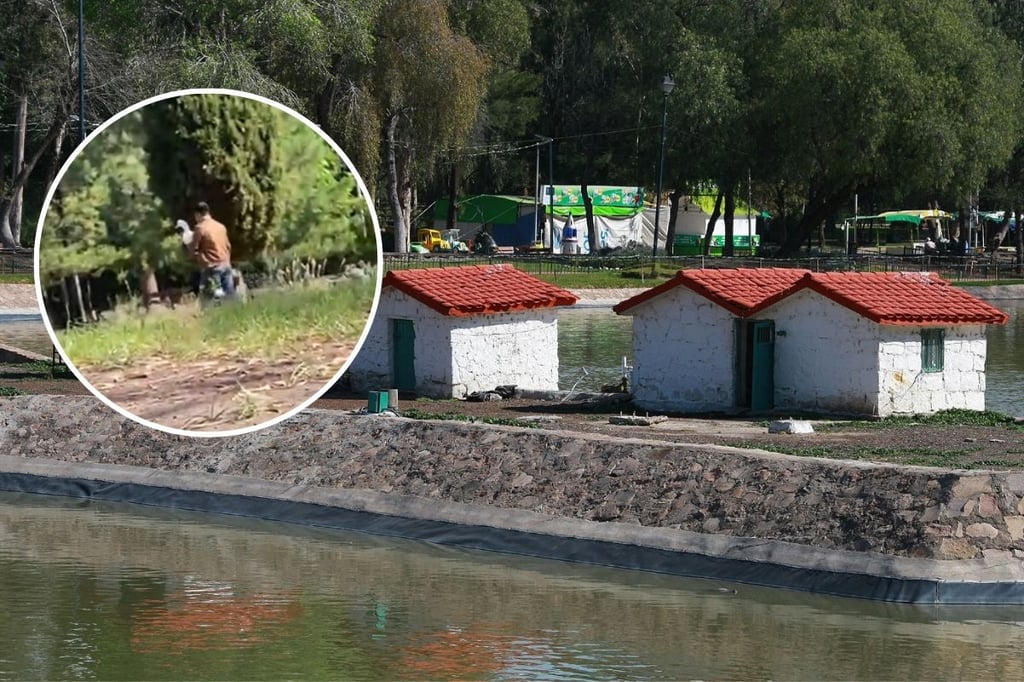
left=796, top=271, right=1009, bottom=326
left=613, top=267, right=811, bottom=316
left=383, top=264, right=578, bottom=317
left=614, top=267, right=1008, bottom=326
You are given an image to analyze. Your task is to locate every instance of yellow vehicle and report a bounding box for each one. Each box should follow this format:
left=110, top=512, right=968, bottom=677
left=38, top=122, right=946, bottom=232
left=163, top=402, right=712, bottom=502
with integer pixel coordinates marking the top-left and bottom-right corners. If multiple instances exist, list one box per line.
left=414, top=228, right=452, bottom=252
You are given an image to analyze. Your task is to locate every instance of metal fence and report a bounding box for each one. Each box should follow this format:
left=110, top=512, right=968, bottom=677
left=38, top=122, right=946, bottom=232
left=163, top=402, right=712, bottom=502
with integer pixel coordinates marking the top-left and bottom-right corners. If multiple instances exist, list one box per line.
left=0, top=250, right=33, bottom=275
left=383, top=252, right=1024, bottom=282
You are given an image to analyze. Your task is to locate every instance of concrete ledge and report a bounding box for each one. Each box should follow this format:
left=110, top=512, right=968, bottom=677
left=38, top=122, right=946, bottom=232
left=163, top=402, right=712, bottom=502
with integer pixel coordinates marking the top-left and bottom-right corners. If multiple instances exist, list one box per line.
left=2, top=454, right=1024, bottom=604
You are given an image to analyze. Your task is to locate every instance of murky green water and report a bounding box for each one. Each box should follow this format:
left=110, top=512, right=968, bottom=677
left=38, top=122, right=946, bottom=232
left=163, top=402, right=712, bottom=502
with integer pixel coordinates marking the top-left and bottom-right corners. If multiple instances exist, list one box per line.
left=983, top=298, right=1024, bottom=417
left=3, top=492, right=1024, bottom=681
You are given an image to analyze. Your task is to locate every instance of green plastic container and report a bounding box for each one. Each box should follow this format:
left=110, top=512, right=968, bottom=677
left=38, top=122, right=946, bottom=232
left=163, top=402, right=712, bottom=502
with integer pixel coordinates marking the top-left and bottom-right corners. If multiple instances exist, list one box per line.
left=368, top=390, right=389, bottom=414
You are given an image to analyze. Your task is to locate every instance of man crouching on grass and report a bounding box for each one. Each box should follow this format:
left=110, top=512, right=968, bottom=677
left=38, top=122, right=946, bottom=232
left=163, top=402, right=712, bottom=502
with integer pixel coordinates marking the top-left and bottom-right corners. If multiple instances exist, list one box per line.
left=189, top=201, right=237, bottom=301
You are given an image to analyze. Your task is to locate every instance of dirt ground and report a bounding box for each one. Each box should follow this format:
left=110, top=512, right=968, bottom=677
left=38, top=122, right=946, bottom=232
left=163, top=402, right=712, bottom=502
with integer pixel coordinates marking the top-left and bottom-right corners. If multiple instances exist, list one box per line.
left=83, top=340, right=357, bottom=432
left=314, top=393, right=1024, bottom=470
left=2, top=366, right=1023, bottom=466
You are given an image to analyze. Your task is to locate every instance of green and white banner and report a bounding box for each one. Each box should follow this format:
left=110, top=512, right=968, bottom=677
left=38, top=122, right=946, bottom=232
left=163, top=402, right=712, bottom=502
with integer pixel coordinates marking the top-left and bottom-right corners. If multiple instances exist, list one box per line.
left=539, top=185, right=645, bottom=217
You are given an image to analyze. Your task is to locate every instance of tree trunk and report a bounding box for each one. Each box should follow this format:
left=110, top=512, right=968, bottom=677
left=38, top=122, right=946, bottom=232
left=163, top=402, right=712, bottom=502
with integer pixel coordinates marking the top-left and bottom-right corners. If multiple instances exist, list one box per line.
left=47, top=118, right=69, bottom=186
left=384, top=112, right=406, bottom=253
left=72, top=274, right=87, bottom=324
left=11, top=95, right=27, bottom=245
left=0, top=107, right=68, bottom=248
left=703, top=190, right=723, bottom=256
left=723, top=183, right=735, bottom=258
left=989, top=211, right=1012, bottom=254
left=400, top=149, right=415, bottom=250
left=141, top=270, right=159, bottom=307
left=581, top=182, right=596, bottom=255
left=57, top=277, right=71, bottom=329
left=665, top=191, right=680, bottom=256
left=777, top=185, right=855, bottom=258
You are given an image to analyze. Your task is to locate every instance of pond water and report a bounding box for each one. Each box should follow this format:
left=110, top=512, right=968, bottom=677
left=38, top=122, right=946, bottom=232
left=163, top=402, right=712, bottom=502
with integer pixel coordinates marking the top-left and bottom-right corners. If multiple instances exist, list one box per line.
left=3, top=492, right=1024, bottom=681
left=558, top=298, right=1024, bottom=416
left=0, top=315, right=51, bottom=357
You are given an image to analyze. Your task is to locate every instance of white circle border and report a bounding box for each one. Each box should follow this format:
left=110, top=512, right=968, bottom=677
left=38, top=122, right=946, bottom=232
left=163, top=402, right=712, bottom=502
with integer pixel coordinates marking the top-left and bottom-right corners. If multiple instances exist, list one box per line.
left=33, top=87, right=385, bottom=440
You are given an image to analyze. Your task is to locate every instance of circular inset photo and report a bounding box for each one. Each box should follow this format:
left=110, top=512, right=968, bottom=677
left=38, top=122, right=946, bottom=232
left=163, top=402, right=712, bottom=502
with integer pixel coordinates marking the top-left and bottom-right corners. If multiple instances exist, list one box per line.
left=34, top=88, right=382, bottom=438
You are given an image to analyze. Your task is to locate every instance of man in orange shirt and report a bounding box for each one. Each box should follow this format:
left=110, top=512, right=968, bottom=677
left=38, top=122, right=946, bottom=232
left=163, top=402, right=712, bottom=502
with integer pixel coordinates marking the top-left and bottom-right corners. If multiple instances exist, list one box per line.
left=188, top=201, right=236, bottom=299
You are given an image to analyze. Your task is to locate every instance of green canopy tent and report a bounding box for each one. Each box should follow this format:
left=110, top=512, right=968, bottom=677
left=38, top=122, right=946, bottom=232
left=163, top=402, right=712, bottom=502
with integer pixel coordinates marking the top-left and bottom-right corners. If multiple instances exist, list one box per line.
left=843, top=210, right=951, bottom=250
left=433, top=195, right=539, bottom=247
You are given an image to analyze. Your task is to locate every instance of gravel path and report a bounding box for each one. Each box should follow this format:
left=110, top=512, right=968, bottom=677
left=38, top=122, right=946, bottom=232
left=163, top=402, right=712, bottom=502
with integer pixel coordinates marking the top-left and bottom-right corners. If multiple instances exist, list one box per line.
left=0, top=284, right=40, bottom=314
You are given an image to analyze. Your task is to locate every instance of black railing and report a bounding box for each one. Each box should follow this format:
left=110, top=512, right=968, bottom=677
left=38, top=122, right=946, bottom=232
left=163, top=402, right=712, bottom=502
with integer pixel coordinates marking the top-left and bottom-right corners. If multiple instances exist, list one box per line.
left=382, top=251, right=1024, bottom=283
left=0, top=250, right=33, bottom=275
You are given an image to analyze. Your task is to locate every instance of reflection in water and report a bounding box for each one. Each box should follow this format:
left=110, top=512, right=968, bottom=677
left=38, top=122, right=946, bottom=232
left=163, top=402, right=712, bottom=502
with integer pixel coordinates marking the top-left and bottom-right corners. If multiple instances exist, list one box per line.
left=983, top=298, right=1024, bottom=417
left=3, top=493, right=1024, bottom=680
left=557, top=308, right=632, bottom=392
left=559, top=298, right=1024, bottom=416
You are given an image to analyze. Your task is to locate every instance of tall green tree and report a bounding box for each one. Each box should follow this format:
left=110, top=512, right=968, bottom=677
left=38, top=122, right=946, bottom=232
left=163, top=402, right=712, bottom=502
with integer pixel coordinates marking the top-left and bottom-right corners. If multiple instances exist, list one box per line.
left=373, top=0, right=489, bottom=252
left=750, top=0, right=1022, bottom=257
left=142, top=93, right=289, bottom=261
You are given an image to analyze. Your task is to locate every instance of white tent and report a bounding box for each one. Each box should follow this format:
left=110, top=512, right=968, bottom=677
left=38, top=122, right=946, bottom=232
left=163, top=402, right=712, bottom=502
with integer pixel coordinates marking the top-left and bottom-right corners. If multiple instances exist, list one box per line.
left=545, top=205, right=757, bottom=253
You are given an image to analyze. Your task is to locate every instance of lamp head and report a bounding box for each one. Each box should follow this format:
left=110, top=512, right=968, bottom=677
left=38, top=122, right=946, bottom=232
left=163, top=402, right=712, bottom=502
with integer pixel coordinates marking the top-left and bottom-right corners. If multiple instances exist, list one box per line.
left=661, top=75, right=675, bottom=95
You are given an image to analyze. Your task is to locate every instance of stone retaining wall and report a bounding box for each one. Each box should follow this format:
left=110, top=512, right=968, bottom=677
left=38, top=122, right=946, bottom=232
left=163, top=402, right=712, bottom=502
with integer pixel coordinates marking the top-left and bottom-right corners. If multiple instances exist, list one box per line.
left=1, top=395, right=1023, bottom=562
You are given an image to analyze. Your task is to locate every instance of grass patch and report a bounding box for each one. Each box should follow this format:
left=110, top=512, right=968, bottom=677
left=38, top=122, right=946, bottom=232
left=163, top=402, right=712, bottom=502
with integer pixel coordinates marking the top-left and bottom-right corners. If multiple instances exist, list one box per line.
left=878, top=409, right=1020, bottom=428
left=728, top=441, right=980, bottom=465
left=10, top=360, right=74, bottom=379
left=834, top=409, right=1021, bottom=430
left=529, top=270, right=670, bottom=289
left=56, top=279, right=376, bottom=369
left=0, top=386, right=25, bottom=396
left=954, top=279, right=1024, bottom=287
left=401, top=408, right=541, bottom=429
left=0, top=273, right=33, bottom=284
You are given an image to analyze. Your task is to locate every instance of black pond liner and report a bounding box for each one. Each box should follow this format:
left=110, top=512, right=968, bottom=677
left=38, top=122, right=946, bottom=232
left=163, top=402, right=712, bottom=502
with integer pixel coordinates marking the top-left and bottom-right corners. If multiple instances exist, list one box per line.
left=1, top=469, right=1022, bottom=606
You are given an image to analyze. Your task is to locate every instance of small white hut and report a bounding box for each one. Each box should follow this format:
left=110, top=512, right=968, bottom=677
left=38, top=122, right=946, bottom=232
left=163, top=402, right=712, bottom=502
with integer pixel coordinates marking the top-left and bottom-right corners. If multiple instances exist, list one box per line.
left=614, top=268, right=1008, bottom=417
left=345, top=264, right=577, bottom=398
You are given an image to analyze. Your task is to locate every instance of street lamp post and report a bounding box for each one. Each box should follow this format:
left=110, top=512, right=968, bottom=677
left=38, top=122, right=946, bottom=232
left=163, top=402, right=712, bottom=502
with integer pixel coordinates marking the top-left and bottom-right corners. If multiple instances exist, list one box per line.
left=651, top=75, right=674, bottom=259
left=535, top=135, right=554, bottom=249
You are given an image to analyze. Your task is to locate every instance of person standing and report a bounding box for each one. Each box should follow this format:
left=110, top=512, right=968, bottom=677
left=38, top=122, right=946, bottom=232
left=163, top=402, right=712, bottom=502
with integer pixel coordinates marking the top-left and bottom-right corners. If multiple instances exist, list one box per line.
left=188, top=201, right=235, bottom=299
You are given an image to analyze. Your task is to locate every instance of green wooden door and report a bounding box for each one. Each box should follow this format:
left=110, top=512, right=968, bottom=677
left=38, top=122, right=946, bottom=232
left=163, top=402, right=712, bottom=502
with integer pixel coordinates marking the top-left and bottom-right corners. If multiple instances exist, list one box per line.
left=392, top=319, right=416, bottom=391
left=751, top=320, right=775, bottom=412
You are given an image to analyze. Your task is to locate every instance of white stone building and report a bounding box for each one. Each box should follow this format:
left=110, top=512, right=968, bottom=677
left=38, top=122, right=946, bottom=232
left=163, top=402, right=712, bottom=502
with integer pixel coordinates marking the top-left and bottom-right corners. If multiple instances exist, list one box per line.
left=344, top=264, right=577, bottom=398
left=614, top=268, right=1008, bottom=417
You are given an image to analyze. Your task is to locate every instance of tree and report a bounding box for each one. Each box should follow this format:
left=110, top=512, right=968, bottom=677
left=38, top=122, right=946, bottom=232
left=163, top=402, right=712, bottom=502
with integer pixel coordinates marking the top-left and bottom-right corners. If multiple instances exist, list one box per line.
left=142, top=93, right=290, bottom=261
left=372, top=0, right=489, bottom=252
left=750, top=0, right=1023, bottom=257
left=0, top=0, right=80, bottom=248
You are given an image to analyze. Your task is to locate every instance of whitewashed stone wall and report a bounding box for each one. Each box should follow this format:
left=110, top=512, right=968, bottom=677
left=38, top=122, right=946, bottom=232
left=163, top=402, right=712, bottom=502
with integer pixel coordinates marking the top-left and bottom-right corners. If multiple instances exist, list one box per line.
left=766, top=291, right=989, bottom=416
left=628, top=288, right=737, bottom=412
left=344, top=289, right=453, bottom=396
left=346, top=289, right=562, bottom=398
left=766, top=290, right=881, bottom=415
left=449, top=310, right=561, bottom=398
left=875, top=326, right=987, bottom=416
